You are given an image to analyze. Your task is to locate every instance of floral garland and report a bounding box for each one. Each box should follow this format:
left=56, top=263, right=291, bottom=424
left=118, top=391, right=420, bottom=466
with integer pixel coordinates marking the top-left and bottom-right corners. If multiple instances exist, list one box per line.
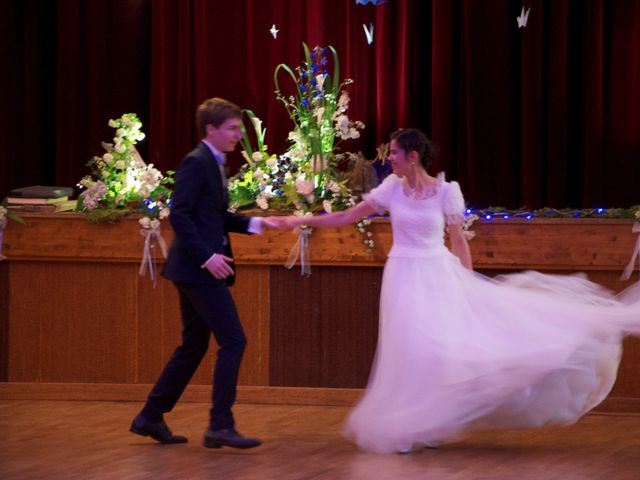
left=455, top=205, right=640, bottom=240
left=77, top=113, right=173, bottom=223
left=465, top=206, right=640, bottom=220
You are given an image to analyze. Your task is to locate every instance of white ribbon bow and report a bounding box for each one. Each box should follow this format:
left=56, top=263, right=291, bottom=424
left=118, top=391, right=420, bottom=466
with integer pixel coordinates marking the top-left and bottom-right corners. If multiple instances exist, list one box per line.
left=139, top=222, right=168, bottom=286
left=285, top=226, right=312, bottom=277
left=621, top=222, right=640, bottom=280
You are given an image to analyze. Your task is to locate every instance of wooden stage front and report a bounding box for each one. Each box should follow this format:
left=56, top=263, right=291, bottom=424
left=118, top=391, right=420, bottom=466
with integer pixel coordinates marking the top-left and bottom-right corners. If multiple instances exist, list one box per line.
left=1, top=213, right=640, bottom=412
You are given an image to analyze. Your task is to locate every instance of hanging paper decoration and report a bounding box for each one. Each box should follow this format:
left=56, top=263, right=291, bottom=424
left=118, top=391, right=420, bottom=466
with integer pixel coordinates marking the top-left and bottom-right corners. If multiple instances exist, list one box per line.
left=517, top=5, right=531, bottom=28
left=363, top=23, right=374, bottom=44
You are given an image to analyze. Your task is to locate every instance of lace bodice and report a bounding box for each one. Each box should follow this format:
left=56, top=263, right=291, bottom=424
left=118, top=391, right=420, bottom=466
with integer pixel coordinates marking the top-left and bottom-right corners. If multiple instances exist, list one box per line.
left=363, top=173, right=465, bottom=257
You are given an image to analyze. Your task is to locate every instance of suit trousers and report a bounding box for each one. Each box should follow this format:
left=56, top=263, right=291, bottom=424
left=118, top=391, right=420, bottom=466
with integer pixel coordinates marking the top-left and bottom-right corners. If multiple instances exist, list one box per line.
left=141, top=281, right=247, bottom=430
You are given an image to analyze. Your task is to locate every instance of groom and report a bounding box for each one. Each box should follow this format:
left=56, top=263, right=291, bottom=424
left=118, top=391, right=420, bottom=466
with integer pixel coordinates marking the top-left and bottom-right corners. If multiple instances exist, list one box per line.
left=130, top=97, right=278, bottom=449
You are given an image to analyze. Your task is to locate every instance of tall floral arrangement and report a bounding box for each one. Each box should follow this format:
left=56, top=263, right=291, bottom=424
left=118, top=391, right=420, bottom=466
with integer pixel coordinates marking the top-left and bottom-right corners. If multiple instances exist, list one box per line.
left=77, top=113, right=173, bottom=223
left=228, top=43, right=365, bottom=217
left=274, top=43, right=364, bottom=180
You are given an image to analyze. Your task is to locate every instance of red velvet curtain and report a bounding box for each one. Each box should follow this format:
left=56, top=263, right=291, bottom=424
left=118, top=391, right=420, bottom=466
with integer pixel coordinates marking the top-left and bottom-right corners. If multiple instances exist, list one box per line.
left=146, top=0, right=429, bottom=183
left=2, top=0, right=639, bottom=210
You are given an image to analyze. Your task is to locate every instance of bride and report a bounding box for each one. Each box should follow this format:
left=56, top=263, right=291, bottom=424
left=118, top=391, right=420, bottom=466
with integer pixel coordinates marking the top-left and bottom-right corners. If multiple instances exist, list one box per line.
left=271, top=128, right=640, bottom=453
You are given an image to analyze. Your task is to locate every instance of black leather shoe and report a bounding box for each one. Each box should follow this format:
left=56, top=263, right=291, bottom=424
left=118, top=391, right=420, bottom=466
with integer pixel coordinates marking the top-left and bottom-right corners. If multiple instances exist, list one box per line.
left=203, top=428, right=261, bottom=449
left=130, top=414, right=188, bottom=444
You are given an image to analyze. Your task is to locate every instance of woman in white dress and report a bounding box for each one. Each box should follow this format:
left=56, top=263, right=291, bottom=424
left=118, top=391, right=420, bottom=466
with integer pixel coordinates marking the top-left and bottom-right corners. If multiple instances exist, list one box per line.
left=277, top=128, right=640, bottom=453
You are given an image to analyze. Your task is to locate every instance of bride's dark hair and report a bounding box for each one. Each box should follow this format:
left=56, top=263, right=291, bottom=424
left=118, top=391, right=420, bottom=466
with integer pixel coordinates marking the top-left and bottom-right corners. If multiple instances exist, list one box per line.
left=390, top=128, right=440, bottom=170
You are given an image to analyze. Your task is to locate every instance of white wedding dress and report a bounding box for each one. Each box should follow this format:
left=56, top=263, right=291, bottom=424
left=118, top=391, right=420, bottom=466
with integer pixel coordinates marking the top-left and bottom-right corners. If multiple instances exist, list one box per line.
left=343, top=173, right=640, bottom=453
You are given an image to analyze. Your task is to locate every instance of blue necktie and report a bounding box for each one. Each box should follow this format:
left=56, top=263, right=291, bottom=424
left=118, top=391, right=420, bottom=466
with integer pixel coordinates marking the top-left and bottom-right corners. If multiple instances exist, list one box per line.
left=216, top=153, right=227, bottom=187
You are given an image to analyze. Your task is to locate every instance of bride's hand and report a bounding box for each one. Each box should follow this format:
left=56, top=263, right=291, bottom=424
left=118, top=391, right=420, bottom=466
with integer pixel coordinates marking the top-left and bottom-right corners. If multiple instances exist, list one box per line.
left=281, top=215, right=303, bottom=230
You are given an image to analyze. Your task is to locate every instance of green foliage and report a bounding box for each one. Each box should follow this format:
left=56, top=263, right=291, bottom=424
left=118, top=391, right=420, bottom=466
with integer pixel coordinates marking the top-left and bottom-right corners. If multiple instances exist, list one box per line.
left=84, top=207, right=133, bottom=223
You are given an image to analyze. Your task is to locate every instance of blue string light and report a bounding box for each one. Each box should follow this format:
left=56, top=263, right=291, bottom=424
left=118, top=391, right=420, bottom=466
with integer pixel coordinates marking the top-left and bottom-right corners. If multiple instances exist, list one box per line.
left=462, top=206, right=636, bottom=222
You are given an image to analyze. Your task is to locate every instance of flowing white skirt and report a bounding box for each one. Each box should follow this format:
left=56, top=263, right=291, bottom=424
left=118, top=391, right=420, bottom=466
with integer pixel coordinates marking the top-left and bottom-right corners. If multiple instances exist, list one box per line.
left=342, top=247, right=640, bottom=453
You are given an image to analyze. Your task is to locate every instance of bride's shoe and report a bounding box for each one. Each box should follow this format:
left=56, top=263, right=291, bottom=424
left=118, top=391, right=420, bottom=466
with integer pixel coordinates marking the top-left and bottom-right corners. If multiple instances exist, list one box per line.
left=397, top=442, right=439, bottom=454
left=396, top=446, right=413, bottom=454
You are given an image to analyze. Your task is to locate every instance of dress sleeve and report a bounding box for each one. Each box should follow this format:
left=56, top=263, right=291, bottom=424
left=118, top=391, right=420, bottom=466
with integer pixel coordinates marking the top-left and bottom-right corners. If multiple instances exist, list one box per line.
left=442, top=181, right=466, bottom=225
left=363, top=174, right=398, bottom=214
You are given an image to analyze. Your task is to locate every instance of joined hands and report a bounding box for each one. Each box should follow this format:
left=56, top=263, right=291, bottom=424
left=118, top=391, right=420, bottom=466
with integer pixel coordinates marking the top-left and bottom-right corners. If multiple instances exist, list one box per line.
left=261, top=216, right=304, bottom=230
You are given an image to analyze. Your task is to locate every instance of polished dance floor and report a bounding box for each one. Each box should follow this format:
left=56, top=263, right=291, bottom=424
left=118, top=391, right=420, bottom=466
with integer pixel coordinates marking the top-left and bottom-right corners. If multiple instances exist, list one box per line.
left=1, top=400, right=639, bottom=479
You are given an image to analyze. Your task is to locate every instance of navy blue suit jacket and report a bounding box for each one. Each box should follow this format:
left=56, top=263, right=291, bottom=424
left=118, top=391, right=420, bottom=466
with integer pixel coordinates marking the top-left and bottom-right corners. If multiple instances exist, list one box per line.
left=163, top=142, right=251, bottom=285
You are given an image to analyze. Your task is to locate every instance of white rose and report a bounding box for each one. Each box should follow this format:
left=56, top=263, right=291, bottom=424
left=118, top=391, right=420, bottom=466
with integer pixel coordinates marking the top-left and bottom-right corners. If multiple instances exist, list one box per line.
left=115, top=143, right=126, bottom=154
left=295, top=179, right=314, bottom=196
left=79, top=176, right=94, bottom=187
left=326, top=180, right=341, bottom=193
left=335, top=115, right=350, bottom=133
left=108, top=119, right=118, bottom=128
left=253, top=168, right=264, bottom=179
left=252, top=151, right=263, bottom=162
left=266, top=158, right=277, bottom=169
left=115, top=160, right=125, bottom=170
left=256, top=196, right=269, bottom=210
left=102, top=153, right=114, bottom=164
left=139, top=217, right=151, bottom=229
left=159, top=208, right=170, bottom=219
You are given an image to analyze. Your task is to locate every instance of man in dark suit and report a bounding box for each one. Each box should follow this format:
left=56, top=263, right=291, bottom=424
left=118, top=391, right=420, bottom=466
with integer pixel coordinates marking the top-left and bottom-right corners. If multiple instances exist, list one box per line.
left=130, top=97, right=278, bottom=449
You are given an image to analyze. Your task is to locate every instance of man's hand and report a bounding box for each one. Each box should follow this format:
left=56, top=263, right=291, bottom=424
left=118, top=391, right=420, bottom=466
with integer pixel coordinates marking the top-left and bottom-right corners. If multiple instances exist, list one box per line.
left=204, top=253, right=235, bottom=279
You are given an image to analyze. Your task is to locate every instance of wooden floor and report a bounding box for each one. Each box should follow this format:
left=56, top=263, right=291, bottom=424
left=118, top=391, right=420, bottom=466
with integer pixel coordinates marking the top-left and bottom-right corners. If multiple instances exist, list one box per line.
left=1, top=400, right=640, bottom=479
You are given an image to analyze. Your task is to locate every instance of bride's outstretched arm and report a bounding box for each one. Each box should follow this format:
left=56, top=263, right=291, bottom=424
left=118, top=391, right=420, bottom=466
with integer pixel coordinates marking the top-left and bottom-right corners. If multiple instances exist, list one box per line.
left=285, top=201, right=377, bottom=229
left=447, top=223, right=473, bottom=269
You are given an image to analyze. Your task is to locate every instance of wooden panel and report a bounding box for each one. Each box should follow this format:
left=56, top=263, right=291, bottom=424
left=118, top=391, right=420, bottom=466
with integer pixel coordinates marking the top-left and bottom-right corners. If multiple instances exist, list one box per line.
left=2, top=213, right=151, bottom=262
left=4, top=214, right=640, bottom=410
left=270, top=266, right=381, bottom=388
left=0, top=261, right=8, bottom=381
left=8, top=261, right=137, bottom=383
left=232, top=221, right=391, bottom=266
left=232, top=266, right=270, bottom=385
left=133, top=267, right=269, bottom=388
left=135, top=276, right=181, bottom=384
left=6, top=214, right=638, bottom=271
left=470, top=219, right=637, bottom=270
